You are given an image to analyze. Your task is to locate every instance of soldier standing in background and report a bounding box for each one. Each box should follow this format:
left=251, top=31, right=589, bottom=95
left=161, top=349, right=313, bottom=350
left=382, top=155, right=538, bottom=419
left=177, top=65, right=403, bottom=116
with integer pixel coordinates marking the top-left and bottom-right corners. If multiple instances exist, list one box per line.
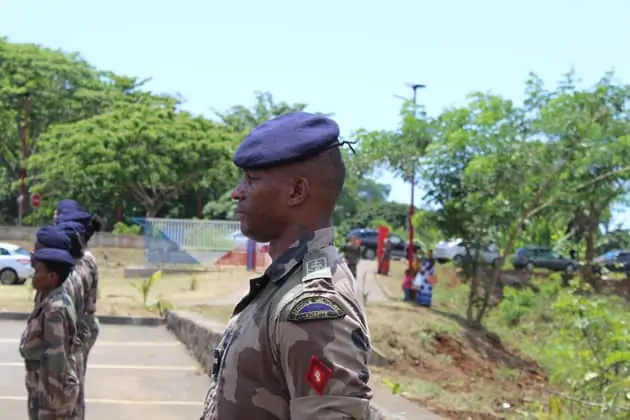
left=32, top=225, right=86, bottom=418
left=200, top=112, right=372, bottom=420
left=341, top=235, right=362, bottom=278
left=20, top=228, right=81, bottom=419
left=55, top=200, right=103, bottom=420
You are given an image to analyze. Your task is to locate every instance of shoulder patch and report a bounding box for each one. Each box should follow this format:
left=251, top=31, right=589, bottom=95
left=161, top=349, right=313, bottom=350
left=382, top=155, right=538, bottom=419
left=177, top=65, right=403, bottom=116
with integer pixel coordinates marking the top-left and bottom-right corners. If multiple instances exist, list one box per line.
left=287, top=296, right=346, bottom=323
left=303, top=250, right=332, bottom=282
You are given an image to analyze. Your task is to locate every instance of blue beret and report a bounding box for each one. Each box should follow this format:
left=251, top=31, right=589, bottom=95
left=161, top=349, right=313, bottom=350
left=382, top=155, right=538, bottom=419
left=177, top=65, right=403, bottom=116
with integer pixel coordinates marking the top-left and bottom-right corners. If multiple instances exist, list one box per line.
left=57, top=199, right=83, bottom=214
left=36, top=226, right=72, bottom=251
left=57, top=221, right=87, bottom=238
left=57, top=209, right=93, bottom=225
left=32, top=248, right=75, bottom=267
left=233, top=112, right=341, bottom=169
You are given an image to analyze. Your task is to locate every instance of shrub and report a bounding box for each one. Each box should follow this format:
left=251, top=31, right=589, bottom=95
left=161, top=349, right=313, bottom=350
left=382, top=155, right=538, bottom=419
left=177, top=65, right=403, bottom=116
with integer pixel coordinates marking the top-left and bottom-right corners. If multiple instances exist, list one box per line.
left=112, top=221, right=142, bottom=235
left=498, top=287, right=537, bottom=326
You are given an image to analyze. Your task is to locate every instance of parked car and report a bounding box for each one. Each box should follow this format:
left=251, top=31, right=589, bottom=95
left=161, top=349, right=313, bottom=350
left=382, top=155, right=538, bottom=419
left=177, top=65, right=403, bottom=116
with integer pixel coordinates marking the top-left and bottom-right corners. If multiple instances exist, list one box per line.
left=593, top=249, right=630, bottom=274
left=434, top=238, right=501, bottom=265
left=345, top=228, right=422, bottom=260
left=0, top=242, right=33, bottom=285
left=512, top=246, right=578, bottom=274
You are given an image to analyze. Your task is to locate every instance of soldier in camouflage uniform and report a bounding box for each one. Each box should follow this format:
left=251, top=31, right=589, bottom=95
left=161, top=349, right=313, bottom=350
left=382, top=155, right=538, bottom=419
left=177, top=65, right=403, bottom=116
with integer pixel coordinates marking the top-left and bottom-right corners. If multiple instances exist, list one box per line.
left=20, top=229, right=81, bottom=419
left=340, top=236, right=362, bottom=278
left=55, top=203, right=103, bottom=420
left=33, top=225, right=86, bottom=418
left=200, top=112, right=372, bottom=420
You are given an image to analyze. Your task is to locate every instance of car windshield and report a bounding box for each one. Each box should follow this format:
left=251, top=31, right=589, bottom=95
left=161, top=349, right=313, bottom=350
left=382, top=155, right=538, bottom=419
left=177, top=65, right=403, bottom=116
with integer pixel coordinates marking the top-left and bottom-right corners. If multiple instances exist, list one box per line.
left=12, top=247, right=31, bottom=256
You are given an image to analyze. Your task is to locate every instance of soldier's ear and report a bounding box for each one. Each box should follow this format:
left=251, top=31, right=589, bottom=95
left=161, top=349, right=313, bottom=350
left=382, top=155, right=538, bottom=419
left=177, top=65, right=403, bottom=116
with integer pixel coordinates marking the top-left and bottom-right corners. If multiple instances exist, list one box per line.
left=287, top=177, right=310, bottom=207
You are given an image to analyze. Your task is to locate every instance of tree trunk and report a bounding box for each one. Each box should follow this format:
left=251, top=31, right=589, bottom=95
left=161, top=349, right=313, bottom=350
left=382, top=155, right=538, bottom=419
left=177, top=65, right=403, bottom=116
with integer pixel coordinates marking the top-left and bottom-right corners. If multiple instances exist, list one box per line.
left=582, top=203, right=602, bottom=292
left=466, top=228, right=485, bottom=327
left=466, top=273, right=477, bottom=325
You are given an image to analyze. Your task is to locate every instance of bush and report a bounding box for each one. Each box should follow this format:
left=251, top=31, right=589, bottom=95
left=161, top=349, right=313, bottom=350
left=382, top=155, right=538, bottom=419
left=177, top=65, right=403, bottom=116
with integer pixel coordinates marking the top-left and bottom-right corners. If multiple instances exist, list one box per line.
left=112, top=222, right=142, bottom=235
left=533, top=282, right=630, bottom=419
left=498, top=287, right=537, bottom=326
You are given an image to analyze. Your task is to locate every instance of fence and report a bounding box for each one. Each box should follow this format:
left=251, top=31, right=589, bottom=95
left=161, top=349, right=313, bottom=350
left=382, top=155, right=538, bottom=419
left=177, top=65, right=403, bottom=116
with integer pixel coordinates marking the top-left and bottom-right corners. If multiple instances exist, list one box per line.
left=132, top=218, right=263, bottom=267
left=0, top=226, right=145, bottom=248
left=0, top=219, right=266, bottom=268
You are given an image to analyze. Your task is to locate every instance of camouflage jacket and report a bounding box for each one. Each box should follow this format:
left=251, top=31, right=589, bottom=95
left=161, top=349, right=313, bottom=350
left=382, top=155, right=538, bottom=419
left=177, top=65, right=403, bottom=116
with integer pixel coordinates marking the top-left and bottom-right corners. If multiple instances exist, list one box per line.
left=34, top=259, right=88, bottom=349
left=200, top=227, right=372, bottom=420
left=340, top=243, right=362, bottom=265
left=76, top=250, right=99, bottom=347
left=20, top=285, right=80, bottom=419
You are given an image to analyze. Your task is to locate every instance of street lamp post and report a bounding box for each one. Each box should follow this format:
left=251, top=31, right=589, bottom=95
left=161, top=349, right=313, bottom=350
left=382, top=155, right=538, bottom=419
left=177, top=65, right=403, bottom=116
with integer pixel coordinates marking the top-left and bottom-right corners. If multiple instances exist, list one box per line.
left=406, top=83, right=426, bottom=270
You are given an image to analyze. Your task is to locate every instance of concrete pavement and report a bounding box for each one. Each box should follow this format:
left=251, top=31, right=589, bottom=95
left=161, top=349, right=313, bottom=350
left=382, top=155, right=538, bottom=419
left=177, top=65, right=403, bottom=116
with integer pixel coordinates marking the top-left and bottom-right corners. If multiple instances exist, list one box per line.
left=0, top=321, right=208, bottom=419
left=356, top=259, right=388, bottom=302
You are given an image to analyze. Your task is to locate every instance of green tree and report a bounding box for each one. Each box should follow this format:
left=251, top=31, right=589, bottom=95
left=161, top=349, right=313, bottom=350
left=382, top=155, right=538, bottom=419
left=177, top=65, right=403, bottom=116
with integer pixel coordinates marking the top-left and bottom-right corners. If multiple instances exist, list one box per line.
left=533, top=72, right=630, bottom=289
left=212, top=91, right=308, bottom=132
left=27, top=97, right=237, bottom=217
left=355, top=100, right=433, bottom=183
left=0, top=38, right=148, bottom=222
left=421, top=92, right=540, bottom=325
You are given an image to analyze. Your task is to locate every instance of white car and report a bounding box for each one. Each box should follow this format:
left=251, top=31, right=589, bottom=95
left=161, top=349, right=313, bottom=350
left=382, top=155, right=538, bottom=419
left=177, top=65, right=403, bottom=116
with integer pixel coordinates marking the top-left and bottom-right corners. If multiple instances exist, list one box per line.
left=0, top=242, right=33, bottom=285
left=434, top=238, right=501, bottom=266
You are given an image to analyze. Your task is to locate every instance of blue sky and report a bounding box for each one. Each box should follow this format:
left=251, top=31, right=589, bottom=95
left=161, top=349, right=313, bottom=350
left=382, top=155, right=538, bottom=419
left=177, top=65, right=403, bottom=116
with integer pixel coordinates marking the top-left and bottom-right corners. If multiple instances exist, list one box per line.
left=2, top=0, right=629, bottom=225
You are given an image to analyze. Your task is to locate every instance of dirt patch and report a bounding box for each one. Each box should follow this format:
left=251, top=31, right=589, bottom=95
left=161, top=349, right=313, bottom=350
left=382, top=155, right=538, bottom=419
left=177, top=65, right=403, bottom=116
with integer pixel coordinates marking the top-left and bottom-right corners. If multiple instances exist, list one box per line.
left=368, top=301, right=549, bottom=416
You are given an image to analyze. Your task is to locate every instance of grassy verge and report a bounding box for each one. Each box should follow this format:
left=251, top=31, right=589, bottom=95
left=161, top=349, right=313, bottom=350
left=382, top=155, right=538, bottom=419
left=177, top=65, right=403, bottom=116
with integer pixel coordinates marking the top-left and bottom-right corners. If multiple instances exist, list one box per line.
left=0, top=244, right=254, bottom=316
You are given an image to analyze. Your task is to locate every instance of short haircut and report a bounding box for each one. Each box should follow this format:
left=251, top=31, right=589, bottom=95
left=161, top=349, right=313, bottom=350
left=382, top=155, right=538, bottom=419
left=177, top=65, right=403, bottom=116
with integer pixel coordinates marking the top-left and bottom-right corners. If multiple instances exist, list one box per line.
left=41, top=261, right=73, bottom=284
left=313, top=147, right=346, bottom=202
left=86, top=216, right=104, bottom=242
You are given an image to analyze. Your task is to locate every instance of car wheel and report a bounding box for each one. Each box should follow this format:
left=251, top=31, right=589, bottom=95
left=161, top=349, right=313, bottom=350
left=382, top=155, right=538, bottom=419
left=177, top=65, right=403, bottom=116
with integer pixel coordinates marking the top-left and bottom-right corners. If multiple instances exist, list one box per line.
left=525, top=261, right=535, bottom=272
left=363, top=248, right=376, bottom=260
left=436, top=258, right=448, bottom=264
left=491, top=258, right=501, bottom=267
left=0, top=268, right=18, bottom=285
left=453, top=255, right=464, bottom=266
left=564, top=264, right=575, bottom=275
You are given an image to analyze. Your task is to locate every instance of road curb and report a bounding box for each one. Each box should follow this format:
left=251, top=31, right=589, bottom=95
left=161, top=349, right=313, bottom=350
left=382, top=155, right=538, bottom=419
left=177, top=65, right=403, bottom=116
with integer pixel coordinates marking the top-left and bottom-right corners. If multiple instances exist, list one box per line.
left=371, top=272, right=396, bottom=301
left=0, top=310, right=164, bottom=326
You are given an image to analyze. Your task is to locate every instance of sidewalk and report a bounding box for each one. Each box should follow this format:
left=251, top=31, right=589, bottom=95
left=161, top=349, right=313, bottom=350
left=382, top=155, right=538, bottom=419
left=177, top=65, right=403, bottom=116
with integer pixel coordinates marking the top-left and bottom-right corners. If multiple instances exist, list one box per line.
left=357, top=259, right=389, bottom=302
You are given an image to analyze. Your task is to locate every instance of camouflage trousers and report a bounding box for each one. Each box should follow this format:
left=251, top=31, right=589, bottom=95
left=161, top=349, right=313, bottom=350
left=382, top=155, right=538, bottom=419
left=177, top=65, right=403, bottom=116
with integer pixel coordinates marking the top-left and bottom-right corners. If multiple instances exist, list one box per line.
left=78, top=319, right=99, bottom=420
left=26, top=350, right=84, bottom=420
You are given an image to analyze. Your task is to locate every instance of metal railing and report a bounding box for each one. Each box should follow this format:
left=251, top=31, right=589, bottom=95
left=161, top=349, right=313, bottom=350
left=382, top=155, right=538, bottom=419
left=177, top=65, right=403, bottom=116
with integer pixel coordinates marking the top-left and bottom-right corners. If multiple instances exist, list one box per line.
left=132, top=218, right=243, bottom=266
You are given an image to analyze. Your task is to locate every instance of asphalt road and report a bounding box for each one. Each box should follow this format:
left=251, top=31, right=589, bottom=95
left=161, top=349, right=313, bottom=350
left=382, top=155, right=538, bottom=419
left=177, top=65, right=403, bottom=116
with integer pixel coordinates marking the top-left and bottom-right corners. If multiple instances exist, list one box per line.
left=0, top=321, right=209, bottom=419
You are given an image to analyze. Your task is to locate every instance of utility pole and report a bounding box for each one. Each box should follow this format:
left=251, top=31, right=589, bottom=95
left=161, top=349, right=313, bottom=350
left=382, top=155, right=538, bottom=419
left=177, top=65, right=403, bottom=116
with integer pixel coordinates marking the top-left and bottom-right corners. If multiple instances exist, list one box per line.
left=18, top=94, right=30, bottom=227
left=406, top=83, right=426, bottom=270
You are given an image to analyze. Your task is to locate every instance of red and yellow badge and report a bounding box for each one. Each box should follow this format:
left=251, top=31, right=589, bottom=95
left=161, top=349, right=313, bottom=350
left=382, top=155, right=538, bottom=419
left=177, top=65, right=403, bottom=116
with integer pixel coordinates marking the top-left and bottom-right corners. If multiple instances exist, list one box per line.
left=305, top=356, right=332, bottom=395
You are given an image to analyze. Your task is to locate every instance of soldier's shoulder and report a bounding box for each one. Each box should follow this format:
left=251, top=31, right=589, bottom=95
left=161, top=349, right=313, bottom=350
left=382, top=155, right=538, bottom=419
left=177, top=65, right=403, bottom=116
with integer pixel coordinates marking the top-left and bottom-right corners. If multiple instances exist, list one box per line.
left=46, top=288, right=76, bottom=313
left=81, top=251, right=98, bottom=267
left=275, top=247, right=363, bottom=324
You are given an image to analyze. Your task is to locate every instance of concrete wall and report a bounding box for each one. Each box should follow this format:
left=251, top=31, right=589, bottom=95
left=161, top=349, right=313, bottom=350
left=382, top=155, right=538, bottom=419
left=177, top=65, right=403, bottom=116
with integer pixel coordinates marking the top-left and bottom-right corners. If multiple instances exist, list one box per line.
left=0, top=225, right=144, bottom=248
left=165, top=310, right=430, bottom=420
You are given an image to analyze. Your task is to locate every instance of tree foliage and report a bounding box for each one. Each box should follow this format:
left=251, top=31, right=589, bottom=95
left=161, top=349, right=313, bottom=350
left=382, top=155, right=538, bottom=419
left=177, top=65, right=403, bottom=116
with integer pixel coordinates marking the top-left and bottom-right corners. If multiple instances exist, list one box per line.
left=1, top=36, right=629, bottom=419
left=28, top=97, right=236, bottom=217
